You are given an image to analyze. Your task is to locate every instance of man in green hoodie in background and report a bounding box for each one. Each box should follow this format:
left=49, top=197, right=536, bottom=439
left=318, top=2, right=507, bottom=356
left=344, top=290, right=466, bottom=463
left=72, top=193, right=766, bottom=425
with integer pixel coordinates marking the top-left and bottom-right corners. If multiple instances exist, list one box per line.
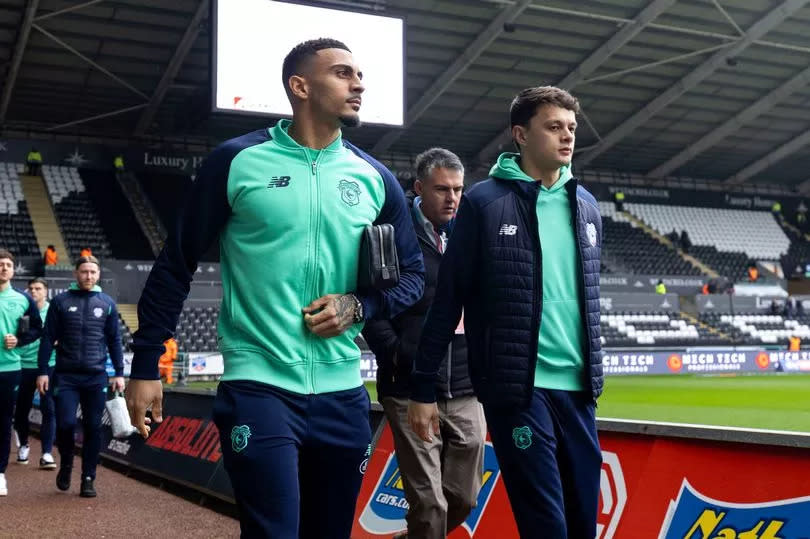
left=410, top=86, right=604, bottom=538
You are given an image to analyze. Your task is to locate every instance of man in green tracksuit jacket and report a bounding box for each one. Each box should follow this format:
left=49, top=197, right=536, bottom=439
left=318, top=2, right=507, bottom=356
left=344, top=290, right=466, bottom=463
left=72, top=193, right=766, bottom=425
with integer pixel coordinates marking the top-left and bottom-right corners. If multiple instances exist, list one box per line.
left=0, top=249, right=43, bottom=496
left=126, top=38, right=425, bottom=538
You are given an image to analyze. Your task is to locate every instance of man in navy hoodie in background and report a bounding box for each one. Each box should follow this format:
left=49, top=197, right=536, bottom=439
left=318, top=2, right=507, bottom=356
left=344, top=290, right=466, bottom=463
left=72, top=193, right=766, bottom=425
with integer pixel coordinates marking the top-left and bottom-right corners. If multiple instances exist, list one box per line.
left=37, top=256, right=125, bottom=498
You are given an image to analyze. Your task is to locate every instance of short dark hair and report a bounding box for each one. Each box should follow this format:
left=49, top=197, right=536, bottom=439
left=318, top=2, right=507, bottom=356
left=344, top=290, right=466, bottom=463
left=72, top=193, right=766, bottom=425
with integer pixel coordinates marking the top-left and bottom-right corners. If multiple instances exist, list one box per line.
left=282, top=38, right=351, bottom=98
left=47, top=244, right=55, bottom=250
left=510, top=86, right=580, bottom=128
left=0, top=249, right=14, bottom=263
left=28, top=277, right=48, bottom=289
left=414, top=148, right=465, bottom=182
left=75, top=255, right=99, bottom=269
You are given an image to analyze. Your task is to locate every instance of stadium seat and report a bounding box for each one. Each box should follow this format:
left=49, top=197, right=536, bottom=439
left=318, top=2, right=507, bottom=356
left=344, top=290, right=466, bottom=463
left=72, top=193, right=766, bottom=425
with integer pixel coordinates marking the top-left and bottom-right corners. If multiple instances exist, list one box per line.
left=599, top=201, right=701, bottom=276
left=601, top=310, right=726, bottom=348
left=0, top=162, right=40, bottom=257
left=625, top=203, right=789, bottom=281
left=42, top=166, right=112, bottom=261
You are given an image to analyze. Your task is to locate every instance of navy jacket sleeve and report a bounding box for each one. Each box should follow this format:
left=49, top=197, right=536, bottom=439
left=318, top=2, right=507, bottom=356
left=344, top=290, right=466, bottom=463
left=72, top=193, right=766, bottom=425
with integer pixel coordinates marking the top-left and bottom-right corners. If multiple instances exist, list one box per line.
left=411, top=194, right=480, bottom=403
left=104, top=298, right=124, bottom=377
left=16, top=291, right=42, bottom=347
left=130, top=131, right=267, bottom=380
left=345, top=143, right=425, bottom=320
left=38, top=298, right=59, bottom=375
left=362, top=319, right=399, bottom=361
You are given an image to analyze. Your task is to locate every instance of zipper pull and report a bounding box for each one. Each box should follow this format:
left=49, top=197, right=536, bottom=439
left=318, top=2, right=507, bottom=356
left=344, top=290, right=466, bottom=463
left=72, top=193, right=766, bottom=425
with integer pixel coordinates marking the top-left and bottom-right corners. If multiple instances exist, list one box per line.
left=312, top=161, right=316, bottom=174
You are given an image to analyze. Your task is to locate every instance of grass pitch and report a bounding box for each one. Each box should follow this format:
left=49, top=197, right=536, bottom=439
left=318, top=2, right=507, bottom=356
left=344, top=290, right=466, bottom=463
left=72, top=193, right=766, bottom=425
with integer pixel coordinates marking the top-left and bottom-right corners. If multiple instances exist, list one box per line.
left=181, top=374, right=810, bottom=433
left=597, top=374, right=810, bottom=432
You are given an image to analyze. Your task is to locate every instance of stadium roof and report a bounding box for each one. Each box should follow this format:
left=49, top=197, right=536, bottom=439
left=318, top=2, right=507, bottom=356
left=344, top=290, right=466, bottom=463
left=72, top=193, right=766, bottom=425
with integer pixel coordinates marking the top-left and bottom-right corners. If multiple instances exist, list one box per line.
left=3, top=0, right=810, bottom=187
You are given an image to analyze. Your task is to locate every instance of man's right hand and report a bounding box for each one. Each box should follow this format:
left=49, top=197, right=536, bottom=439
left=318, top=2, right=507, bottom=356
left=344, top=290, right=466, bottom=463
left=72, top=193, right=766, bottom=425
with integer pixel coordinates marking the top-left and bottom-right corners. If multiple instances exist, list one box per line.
left=36, top=375, right=48, bottom=395
left=125, top=379, right=164, bottom=438
left=407, top=401, right=440, bottom=443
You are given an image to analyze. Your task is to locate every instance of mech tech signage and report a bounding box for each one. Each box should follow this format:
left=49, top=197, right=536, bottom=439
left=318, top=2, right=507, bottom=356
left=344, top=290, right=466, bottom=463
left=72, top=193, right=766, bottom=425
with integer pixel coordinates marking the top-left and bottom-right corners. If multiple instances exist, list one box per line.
left=602, top=349, right=774, bottom=375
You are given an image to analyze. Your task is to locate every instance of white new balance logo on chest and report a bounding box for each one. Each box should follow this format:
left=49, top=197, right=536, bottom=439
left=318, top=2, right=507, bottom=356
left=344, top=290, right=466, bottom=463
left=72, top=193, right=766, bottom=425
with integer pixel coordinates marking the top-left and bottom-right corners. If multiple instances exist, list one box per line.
left=499, top=224, right=518, bottom=236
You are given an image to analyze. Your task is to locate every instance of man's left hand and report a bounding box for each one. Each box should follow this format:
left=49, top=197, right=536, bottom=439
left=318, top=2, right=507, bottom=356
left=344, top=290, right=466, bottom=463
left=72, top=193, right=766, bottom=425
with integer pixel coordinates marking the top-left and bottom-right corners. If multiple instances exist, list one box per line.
left=303, top=294, right=356, bottom=337
left=110, top=376, right=125, bottom=393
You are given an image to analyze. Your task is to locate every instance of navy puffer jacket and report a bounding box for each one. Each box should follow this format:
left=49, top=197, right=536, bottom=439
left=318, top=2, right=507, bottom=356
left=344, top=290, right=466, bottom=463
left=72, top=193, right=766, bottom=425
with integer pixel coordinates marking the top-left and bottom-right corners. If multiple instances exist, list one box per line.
left=412, top=176, right=603, bottom=409
left=38, top=285, right=123, bottom=376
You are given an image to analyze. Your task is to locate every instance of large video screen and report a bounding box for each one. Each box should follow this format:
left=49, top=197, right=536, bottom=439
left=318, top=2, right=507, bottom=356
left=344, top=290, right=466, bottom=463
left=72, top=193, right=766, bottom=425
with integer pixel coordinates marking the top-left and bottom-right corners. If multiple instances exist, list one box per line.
left=212, top=0, right=405, bottom=126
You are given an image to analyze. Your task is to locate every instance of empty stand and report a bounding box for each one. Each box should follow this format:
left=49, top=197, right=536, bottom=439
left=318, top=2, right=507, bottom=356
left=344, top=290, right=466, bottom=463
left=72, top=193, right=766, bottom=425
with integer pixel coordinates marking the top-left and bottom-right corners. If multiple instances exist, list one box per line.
left=778, top=221, right=810, bottom=278
left=689, top=245, right=751, bottom=283
left=599, top=201, right=701, bottom=276
left=602, top=311, right=728, bottom=348
left=137, top=171, right=218, bottom=261
left=626, top=203, right=790, bottom=261
left=176, top=304, right=219, bottom=352
left=42, top=165, right=111, bottom=261
left=79, top=169, right=153, bottom=260
left=701, top=312, right=810, bottom=345
left=119, top=312, right=133, bottom=352
left=0, top=163, right=39, bottom=257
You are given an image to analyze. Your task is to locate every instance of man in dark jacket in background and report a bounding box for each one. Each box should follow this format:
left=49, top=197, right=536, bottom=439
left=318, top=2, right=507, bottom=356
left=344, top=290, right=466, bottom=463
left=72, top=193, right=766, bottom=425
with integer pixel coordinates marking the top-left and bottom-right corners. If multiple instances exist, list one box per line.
left=364, top=148, right=484, bottom=539
left=37, top=256, right=125, bottom=498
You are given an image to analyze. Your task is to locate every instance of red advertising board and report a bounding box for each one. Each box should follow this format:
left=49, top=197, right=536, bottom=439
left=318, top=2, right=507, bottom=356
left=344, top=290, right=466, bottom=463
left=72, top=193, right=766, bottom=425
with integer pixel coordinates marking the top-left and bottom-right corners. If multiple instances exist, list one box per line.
left=353, top=424, right=810, bottom=538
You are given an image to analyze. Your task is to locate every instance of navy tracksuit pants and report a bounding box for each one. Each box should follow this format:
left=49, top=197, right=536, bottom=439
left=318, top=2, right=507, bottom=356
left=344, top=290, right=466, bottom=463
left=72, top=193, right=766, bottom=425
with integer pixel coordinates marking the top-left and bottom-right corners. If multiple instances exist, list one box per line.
left=484, top=388, right=602, bottom=539
left=0, top=370, right=21, bottom=473
left=15, top=367, right=56, bottom=454
left=213, top=381, right=372, bottom=539
left=53, top=372, right=107, bottom=479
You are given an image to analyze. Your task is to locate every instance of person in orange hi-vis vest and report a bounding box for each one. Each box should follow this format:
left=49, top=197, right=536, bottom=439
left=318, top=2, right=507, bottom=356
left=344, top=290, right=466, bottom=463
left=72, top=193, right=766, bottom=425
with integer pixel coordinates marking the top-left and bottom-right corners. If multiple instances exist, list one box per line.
left=158, top=338, right=178, bottom=384
left=789, top=336, right=801, bottom=352
left=79, top=247, right=92, bottom=258
left=44, top=245, right=58, bottom=266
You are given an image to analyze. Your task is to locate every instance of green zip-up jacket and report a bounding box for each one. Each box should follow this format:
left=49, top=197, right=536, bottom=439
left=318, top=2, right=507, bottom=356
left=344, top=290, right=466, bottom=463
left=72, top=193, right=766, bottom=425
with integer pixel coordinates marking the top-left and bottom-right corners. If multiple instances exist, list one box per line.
left=0, top=285, right=43, bottom=372
left=131, top=120, right=425, bottom=394
left=490, top=153, right=586, bottom=391
left=18, top=301, right=55, bottom=369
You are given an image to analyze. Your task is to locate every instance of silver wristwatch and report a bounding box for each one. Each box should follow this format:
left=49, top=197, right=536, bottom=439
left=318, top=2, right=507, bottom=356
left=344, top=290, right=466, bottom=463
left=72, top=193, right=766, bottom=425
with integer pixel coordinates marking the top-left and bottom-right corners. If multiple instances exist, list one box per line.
left=349, top=294, right=364, bottom=323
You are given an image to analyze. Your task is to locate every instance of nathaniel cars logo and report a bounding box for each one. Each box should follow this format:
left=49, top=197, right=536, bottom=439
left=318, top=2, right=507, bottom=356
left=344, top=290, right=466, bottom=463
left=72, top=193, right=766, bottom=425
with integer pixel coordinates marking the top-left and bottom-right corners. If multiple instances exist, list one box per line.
left=358, top=442, right=501, bottom=536
left=659, top=480, right=810, bottom=538
left=358, top=447, right=627, bottom=538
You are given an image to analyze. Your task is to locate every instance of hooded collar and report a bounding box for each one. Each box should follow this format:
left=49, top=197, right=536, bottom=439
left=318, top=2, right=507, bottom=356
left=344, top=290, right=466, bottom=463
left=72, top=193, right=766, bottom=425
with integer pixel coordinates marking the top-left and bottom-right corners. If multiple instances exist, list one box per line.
left=489, top=152, right=573, bottom=191
left=69, top=282, right=102, bottom=293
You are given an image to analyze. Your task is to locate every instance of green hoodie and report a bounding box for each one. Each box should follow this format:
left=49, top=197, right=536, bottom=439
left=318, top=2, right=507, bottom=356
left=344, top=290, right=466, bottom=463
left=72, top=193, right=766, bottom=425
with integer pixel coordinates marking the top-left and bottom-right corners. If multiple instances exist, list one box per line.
left=490, top=153, right=586, bottom=391
left=0, top=286, right=36, bottom=372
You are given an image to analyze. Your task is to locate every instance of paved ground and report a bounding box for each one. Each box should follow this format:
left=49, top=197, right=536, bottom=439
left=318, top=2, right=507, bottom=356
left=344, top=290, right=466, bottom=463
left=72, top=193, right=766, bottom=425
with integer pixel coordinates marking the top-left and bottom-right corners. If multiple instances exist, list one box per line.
left=0, top=444, right=238, bottom=538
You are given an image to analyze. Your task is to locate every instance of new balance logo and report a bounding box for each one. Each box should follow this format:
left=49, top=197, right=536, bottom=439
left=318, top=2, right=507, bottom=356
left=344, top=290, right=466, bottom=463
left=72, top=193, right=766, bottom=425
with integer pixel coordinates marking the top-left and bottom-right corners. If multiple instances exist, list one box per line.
left=267, top=176, right=291, bottom=188
left=499, top=224, right=518, bottom=236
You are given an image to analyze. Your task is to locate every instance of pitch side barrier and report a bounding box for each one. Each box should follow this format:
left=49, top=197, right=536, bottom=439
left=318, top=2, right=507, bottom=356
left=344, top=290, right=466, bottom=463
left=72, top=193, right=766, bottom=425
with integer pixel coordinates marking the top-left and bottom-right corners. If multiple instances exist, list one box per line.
left=27, top=387, right=810, bottom=538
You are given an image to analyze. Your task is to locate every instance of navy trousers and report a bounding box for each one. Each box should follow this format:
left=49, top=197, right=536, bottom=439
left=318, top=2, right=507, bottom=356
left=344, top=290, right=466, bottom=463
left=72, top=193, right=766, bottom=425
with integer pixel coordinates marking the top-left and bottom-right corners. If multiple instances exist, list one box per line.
left=0, top=370, right=20, bottom=473
left=484, top=388, right=602, bottom=539
left=53, top=372, right=107, bottom=479
left=213, top=381, right=372, bottom=539
left=15, top=367, right=56, bottom=454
